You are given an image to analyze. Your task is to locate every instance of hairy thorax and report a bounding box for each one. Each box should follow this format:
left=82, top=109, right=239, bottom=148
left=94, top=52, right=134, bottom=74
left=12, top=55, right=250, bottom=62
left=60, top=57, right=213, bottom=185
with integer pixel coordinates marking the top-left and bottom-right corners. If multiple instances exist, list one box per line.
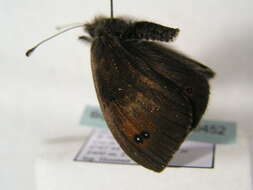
left=85, top=17, right=130, bottom=38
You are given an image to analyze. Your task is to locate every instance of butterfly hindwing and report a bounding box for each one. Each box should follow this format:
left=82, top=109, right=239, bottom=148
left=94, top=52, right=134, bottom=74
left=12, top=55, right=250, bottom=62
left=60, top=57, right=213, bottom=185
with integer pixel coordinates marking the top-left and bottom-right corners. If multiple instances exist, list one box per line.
left=91, top=35, right=194, bottom=172
left=122, top=41, right=213, bottom=129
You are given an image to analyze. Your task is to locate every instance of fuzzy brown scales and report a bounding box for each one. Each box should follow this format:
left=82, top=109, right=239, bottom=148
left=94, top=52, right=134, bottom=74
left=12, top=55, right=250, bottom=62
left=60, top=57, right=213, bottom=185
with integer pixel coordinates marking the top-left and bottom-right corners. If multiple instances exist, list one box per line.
left=91, top=38, right=192, bottom=172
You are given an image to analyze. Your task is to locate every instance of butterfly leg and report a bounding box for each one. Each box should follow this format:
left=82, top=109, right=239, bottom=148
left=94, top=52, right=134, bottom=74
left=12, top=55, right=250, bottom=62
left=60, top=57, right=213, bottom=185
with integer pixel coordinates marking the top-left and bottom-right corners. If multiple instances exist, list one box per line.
left=79, top=35, right=92, bottom=43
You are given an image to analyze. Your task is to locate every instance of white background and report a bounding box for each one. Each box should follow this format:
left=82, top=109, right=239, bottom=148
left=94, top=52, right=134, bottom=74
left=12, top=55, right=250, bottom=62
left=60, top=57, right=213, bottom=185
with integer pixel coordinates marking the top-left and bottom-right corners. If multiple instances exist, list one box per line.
left=1, top=0, right=253, bottom=189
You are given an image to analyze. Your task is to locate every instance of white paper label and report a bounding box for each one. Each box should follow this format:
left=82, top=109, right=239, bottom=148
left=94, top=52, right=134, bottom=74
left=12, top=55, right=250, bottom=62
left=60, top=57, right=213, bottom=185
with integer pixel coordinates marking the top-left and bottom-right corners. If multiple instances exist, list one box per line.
left=75, top=129, right=215, bottom=168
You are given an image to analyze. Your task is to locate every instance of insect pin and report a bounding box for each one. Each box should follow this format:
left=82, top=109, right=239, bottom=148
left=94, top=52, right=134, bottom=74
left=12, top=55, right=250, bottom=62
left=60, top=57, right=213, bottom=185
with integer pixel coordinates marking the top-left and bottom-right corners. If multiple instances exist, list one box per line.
left=26, top=0, right=215, bottom=172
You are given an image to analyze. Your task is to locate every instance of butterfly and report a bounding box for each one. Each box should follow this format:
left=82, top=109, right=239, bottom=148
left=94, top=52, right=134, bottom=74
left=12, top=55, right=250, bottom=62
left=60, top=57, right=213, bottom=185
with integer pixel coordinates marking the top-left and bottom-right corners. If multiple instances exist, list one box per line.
left=26, top=0, right=214, bottom=172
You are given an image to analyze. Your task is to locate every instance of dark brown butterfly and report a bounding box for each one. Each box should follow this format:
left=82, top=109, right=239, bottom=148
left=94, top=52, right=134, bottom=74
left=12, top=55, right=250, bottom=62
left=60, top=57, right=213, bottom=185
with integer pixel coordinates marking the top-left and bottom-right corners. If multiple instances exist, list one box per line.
left=26, top=0, right=214, bottom=172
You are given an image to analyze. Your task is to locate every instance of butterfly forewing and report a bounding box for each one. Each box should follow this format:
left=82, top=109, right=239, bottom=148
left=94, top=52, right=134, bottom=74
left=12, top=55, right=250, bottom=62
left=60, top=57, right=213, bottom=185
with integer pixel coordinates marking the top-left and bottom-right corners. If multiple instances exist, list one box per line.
left=91, top=35, right=193, bottom=172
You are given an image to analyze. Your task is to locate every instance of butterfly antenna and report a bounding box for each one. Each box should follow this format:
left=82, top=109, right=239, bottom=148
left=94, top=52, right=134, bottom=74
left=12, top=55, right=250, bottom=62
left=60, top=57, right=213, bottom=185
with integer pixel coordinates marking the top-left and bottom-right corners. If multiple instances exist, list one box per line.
left=55, top=22, right=84, bottom=30
left=110, top=0, right=114, bottom=18
left=26, top=24, right=84, bottom=57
